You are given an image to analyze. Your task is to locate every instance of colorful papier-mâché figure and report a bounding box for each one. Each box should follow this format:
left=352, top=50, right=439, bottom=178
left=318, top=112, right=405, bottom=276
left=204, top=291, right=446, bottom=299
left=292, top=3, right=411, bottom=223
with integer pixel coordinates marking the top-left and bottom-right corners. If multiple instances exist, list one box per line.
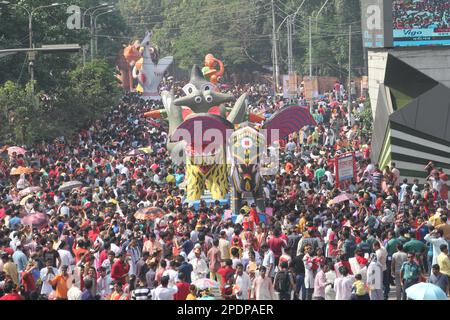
left=174, top=106, right=317, bottom=212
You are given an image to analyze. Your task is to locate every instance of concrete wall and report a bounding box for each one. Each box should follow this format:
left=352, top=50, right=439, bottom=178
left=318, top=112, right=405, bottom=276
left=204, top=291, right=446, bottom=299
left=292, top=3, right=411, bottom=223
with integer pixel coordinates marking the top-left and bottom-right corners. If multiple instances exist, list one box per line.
left=390, top=48, right=450, bottom=89
left=368, top=47, right=450, bottom=118
left=368, top=51, right=388, bottom=119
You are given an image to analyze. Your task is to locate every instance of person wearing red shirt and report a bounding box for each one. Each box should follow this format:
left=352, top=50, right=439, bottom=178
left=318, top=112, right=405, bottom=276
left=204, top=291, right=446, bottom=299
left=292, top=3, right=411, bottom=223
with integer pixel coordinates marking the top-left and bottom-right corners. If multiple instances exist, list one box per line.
left=99, top=243, right=111, bottom=266
left=248, top=204, right=260, bottom=229
left=217, top=259, right=235, bottom=294
left=111, top=252, right=130, bottom=286
left=0, top=282, right=24, bottom=300
left=267, top=228, right=287, bottom=267
left=174, top=273, right=191, bottom=300
left=87, top=221, right=100, bottom=243
left=21, top=262, right=37, bottom=300
left=73, top=240, right=89, bottom=264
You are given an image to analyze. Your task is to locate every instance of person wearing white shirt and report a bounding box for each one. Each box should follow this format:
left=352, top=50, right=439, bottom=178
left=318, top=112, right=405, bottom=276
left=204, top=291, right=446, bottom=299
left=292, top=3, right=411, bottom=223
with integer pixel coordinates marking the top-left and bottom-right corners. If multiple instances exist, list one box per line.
left=324, top=170, right=334, bottom=185
left=303, top=247, right=315, bottom=300
left=367, top=255, right=383, bottom=300
left=187, top=244, right=207, bottom=262
left=152, top=276, right=178, bottom=300
left=261, top=245, right=275, bottom=278
left=399, top=179, right=409, bottom=202
left=110, top=243, right=121, bottom=256
left=40, top=260, right=58, bottom=297
left=424, top=229, right=448, bottom=266
left=334, top=266, right=353, bottom=300
left=252, top=266, right=275, bottom=300
left=97, top=267, right=112, bottom=299
left=374, top=241, right=389, bottom=299
left=162, top=261, right=179, bottom=288
left=67, top=280, right=82, bottom=300
left=189, top=248, right=208, bottom=281
left=58, top=241, right=75, bottom=272
left=234, top=264, right=252, bottom=300
left=325, top=268, right=336, bottom=300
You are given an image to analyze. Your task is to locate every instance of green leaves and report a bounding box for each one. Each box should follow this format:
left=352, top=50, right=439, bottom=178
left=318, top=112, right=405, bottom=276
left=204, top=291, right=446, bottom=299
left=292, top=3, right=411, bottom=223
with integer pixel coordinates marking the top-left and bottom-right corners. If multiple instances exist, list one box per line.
left=0, top=59, right=120, bottom=145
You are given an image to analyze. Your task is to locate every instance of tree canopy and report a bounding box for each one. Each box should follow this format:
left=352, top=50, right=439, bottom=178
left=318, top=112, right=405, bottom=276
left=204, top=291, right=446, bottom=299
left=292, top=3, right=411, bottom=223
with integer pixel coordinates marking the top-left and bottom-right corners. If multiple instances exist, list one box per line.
left=0, top=0, right=365, bottom=144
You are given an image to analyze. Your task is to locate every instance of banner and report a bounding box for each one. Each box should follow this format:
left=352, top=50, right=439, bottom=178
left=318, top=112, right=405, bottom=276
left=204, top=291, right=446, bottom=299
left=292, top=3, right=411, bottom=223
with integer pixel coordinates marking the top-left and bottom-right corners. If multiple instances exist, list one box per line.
left=335, top=152, right=356, bottom=188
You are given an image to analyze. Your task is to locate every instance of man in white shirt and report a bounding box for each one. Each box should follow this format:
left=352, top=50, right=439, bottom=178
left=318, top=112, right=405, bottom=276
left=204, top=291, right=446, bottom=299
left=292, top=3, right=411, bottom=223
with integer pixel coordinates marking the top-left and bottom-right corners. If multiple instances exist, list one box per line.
left=189, top=247, right=208, bottom=281
left=261, top=244, right=275, bottom=278
left=40, top=259, right=58, bottom=297
left=367, top=254, right=383, bottom=300
left=373, top=241, right=388, bottom=299
left=57, top=241, right=74, bottom=272
left=252, top=266, right=275, bottom=300
left=162, top=260, right=179, bottom=287
left=234, top=263, right=252, bottom=300
left=152, top=276, right=178, bottom=300
left=67, top=279, right=82, bottom=300
left=97, top=267, right=112, bottom=299
left=424, top=229, right=448, bottom=265
left=334, top=266, right=353, bottom=300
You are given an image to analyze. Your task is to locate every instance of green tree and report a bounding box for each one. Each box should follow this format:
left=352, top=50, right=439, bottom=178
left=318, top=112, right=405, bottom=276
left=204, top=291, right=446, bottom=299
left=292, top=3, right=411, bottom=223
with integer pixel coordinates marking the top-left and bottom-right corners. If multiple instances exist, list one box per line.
left=0, top=81, right=39, bottom=145
left=0, top=59, right=120, bottom=145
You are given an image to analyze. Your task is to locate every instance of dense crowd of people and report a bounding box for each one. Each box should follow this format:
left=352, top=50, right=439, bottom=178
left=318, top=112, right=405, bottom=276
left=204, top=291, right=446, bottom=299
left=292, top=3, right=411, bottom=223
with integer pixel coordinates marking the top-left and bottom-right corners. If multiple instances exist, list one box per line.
left=0, top=77, right=449, bottom=301
left=393, top=0, right=450, bottom=30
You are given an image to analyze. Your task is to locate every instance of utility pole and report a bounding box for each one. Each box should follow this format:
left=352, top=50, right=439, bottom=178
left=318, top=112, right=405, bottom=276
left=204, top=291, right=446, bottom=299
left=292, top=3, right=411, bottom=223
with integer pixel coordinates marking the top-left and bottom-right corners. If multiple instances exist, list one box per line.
left=309, top=16, right=312, bottom=77
left=348, top=25, right=352, bottom=127
left=287, top=16, right=292, bottom=75
left=28, top=14, right=35, bottom=96
left=271, top=0, right=279, bottom=100
left=90, top=14, right=95, bottom=61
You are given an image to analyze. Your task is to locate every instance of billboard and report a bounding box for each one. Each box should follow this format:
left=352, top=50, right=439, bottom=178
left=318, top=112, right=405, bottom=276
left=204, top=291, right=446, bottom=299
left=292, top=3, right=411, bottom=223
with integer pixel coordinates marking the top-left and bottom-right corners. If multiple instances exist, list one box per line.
left=335, top=152, right=356, bottom=188
left=362, top=0, right=450, bottom=48
left=393, top=0, right=450, bottom=47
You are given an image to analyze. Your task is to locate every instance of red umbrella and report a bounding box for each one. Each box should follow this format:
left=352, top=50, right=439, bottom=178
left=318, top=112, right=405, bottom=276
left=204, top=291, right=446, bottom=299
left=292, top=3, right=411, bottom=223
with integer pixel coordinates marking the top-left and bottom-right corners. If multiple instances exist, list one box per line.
left=134, top=207, right=165, bottom=221
left=21, top=212, right=49, bottom=229
left=332, top=193, right=354, bottom=204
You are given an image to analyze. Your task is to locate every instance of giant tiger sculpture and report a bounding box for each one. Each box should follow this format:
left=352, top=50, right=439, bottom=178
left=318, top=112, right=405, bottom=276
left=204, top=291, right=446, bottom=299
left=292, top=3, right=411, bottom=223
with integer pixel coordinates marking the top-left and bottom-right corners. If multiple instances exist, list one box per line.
left=173, top=106, right=317, bottom=212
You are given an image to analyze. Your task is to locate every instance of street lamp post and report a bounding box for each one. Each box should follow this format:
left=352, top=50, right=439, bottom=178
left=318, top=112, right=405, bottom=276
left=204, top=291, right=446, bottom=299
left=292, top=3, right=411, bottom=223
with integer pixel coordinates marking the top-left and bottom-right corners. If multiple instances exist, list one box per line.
left=89, top=5, right=114, bottom=61
left=81, top=3, right=109, bottom=66
left=93, top=9, right=115, bottom=57
left=0, top=1, right=63, bottom=95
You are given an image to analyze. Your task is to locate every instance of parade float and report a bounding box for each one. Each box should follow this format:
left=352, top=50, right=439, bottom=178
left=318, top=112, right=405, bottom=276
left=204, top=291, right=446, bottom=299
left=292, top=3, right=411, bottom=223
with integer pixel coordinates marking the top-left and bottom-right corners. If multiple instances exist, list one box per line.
left=117, top=32, right=173, bottom=100
left=144, top=54, right=316, bottom=213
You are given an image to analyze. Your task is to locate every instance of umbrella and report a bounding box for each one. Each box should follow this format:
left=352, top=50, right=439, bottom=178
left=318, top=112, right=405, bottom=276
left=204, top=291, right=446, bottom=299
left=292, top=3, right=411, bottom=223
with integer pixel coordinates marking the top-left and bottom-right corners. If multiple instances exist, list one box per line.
left=18, top=186, right=43, bottom=198
left=406, top=282, right=448, bottom=300
left=20, top=194, right=35, bottom=206
left=58, top=180, right=83, bottom=192
left=21, top=212, right=49, bottom=229
left=8, top=146, right=26, bottom=156
left=126, top=149, right=145, bottom=157
left=192, top=278, right=220, bottom=290
left=331, top=193, right=354, bottom=204
left=10, top=166, right=34, bottom=176
left=138, top=147, right=153, bottom=154
left=134, top=207, right=165, bottom=221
